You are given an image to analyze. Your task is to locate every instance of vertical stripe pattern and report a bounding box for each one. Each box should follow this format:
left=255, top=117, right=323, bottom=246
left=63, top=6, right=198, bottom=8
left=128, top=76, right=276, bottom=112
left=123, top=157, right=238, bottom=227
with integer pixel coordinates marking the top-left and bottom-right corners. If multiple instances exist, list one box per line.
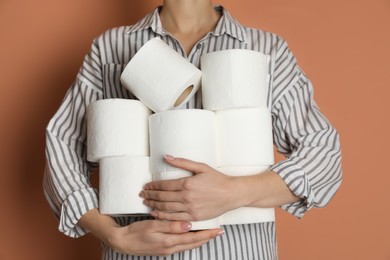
left=43, top=5, right=342, bottom=259
left=101, top=217, right=277, bottom=260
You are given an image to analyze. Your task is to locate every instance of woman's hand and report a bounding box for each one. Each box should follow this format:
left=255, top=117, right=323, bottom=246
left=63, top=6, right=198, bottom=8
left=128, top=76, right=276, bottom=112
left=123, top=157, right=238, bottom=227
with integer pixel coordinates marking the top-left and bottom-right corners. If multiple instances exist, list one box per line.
left=79, top=209, right=224, bottom=256
left=108, top=219, right=223, bottom=256
left=140, top=155, right=242, bottom=222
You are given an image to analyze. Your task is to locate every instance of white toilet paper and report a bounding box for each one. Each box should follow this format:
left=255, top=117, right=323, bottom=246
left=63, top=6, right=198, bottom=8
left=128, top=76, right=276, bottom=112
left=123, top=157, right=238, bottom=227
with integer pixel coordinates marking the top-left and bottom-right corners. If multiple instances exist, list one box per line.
left=218, top=165, right=275, bottom=225
left=215, top=107, right=274, bottom=167
left=99, top=156, right=152, bottom=216
left=217, top=165, right=271, bottom=176
left=191, top=218, right=220, bottom=231
left=120, top=38, right=202, bottom=112
left=149, top=109, right=217, bottom=175
left=86, top=99, right=152, bottom=162
left=221, top=207, right=275, bottom=225
left=201, top=49, right=269, bottom=111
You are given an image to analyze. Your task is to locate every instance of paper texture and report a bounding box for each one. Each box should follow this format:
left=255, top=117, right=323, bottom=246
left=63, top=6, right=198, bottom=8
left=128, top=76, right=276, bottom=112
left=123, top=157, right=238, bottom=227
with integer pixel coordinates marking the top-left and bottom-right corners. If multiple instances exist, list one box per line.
left=99, top=156, right=152, bottom=216
left=201, top=49, right=269, bottom=110
left=191, top=218, right=220, bottom=231
left=87, top=99, right=151, bottom=162
left=121, top=38, right=201, bottom=112
left=215, top=107, right=275, bottom=167
left=149, top=109, right=217, bottom=175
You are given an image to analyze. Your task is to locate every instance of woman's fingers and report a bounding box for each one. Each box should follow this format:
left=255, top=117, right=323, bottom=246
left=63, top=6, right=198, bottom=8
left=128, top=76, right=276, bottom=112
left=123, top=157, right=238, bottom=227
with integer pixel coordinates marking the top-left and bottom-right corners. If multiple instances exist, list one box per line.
left=175, top=229, right=224, bottom=246
left=154, top=220, right=193, bottom=234
left=142, top=156, right=213, bottom=192
left=151, top=210, right=193, bottom=221
left=143, top=178, right=185, bottom=191
left=113, top=220, right=224, bottom=256
left=140, top=190, right=183, bottom=202
left=164, top=155, right=210, bottom=174
left=144, top=199, right=187, bottom=213
left=141, top=156, right=231, bottom=222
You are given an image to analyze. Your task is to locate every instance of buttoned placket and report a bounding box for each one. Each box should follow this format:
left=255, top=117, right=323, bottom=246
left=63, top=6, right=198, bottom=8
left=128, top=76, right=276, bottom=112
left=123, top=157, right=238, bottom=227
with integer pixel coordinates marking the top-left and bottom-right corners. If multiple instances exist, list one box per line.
left=159, top=29, right=207, bottom=62
left=187, top=40, right=205, bottom=109
left=158, top=30, right=209, bottom=109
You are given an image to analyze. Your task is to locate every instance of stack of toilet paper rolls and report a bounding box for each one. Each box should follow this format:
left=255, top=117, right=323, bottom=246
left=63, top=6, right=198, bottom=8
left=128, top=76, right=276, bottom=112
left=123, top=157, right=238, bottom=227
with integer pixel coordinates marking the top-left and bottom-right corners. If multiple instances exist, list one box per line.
left=201, top=49, right=275, bottom=225
left=88, top=38, right=275, bottom=229
left=120, top=37, right=219, bottom=230
left=87, top=99, right=152, bottom=216
left=88, top=38, right=216, bottom=229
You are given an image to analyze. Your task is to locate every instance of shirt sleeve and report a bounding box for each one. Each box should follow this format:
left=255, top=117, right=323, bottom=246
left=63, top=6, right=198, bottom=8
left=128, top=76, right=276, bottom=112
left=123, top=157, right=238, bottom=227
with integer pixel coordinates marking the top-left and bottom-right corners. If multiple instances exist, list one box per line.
left=43, top=39, right=104, bottom=238
left=269, top=38, right=342, bottom=218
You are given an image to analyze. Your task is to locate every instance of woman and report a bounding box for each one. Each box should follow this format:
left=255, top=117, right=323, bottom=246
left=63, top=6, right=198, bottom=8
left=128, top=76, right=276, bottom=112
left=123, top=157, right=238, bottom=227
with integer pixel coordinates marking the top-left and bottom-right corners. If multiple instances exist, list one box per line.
left=44, top=0, right=342, bottom=259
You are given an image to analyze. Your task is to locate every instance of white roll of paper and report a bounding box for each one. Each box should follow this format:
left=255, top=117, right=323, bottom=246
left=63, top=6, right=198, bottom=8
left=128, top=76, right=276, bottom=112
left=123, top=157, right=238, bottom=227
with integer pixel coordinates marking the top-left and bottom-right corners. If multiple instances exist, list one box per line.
left=217, top=165, right=271, bottom=176
left=99, top=156, right=152, bottom=216
left=218, top=165, right=275, bottom=225
left=86, top=99, right=152, bottom=162
left=215, top=107, right=275, bottom=167
left=221, top=206, right=275, bottom=226
left=191, top=218, right=220, bottom=231
left=149, top=109, right=217, bottom=175
left=120, top=38, right=202, bottom=112
left=201, top=49, right=269, bottom=110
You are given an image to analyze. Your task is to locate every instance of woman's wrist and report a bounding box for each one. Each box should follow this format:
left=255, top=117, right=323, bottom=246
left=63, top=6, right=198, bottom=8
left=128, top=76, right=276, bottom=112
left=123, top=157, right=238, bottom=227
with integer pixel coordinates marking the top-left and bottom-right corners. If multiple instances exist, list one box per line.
left=236, top=171, right=300, bottom=208
left=78, top=208, right=122, bottom=245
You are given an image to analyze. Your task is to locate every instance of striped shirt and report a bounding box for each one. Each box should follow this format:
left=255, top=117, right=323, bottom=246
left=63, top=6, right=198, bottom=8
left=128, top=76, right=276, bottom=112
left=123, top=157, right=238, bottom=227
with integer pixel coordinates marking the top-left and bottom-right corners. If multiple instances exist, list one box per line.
left=43, top=6, right=342, bottom=259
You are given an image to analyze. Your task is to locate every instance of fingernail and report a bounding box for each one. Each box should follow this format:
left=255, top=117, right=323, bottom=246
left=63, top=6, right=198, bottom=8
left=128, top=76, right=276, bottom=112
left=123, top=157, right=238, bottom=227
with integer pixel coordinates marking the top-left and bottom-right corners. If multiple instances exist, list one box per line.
left=138, top=191, right=143, bottom=197
left=182, top=222, right=192, bottom=231
left=216, top=230, right=225, bottom=237
left=165, top=154, right=175, bottom=161
left=150, top=211, right=158, bottom=217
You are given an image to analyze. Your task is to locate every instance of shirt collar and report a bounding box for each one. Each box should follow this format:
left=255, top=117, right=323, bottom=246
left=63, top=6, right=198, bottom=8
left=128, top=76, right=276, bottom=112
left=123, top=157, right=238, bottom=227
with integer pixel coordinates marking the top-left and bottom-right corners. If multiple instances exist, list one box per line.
left=126, top=5, right=247, bottom=43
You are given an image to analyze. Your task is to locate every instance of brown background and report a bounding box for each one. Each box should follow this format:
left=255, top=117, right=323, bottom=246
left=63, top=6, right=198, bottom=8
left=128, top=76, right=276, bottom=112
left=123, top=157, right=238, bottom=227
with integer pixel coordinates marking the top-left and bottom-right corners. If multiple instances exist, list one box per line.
left=1, top=0, right=389, bottom=259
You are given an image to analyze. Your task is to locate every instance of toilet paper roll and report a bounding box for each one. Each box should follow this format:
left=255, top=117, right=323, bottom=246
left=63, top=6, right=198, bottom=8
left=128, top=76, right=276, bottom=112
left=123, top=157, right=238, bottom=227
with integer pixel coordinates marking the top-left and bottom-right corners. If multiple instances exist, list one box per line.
left=149, top=109, right=217, bottom=175
left=218, top=165, right=275, bottom=225
left=201, top=49, right=269, bottom=110
left=99, top=156, right=152, bottom=216
left=86, top=99, right=152, bottom=162
left=191, top=218, right=220, bottom=231
left=120, top=38, right=202, bottom=112
left=221, top=207, right=275, bottom=226
left=216, top=107, right=274, bottom=167
left=218, top=165, right=271, bottom=176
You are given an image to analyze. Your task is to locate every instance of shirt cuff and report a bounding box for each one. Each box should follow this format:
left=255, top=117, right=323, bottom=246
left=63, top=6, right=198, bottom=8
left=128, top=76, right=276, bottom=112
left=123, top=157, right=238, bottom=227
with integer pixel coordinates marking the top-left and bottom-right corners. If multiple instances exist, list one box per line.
left=270, top=158, right=315, bottom=218
left=59, top=187, right=99, bottom=238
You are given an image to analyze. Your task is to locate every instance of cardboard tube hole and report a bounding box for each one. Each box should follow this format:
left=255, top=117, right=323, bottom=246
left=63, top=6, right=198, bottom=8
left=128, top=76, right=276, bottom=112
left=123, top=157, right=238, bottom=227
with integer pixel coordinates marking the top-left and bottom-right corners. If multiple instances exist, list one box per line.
left=174, top=85, right=194, bottom=107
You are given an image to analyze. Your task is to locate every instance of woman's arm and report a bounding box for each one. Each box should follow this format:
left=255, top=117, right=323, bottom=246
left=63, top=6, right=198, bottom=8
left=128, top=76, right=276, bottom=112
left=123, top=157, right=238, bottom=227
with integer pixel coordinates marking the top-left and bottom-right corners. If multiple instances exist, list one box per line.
left=140, top=38, right=342, bottom=222
left=78, top=208, right=224, bottom=256
left=140, top=157, right=299, bottom=222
